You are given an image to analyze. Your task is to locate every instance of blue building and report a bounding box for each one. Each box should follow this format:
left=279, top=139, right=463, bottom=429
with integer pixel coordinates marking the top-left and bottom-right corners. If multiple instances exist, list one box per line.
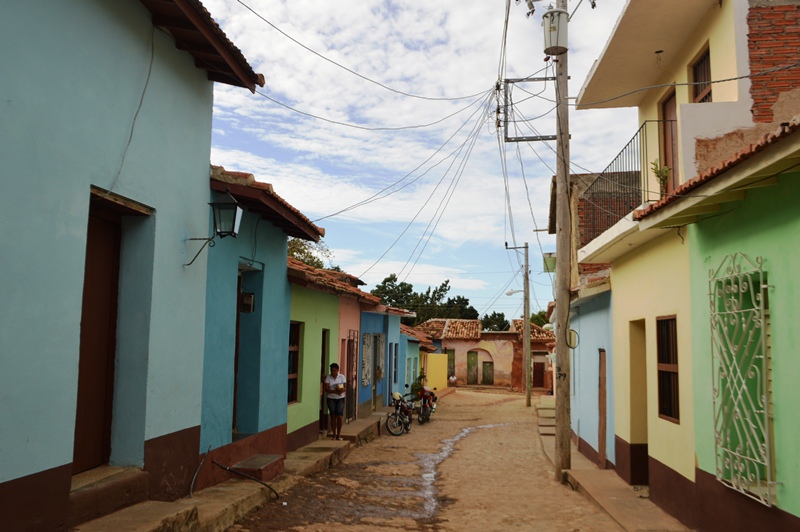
left=0, top=2, right=262, bottom=529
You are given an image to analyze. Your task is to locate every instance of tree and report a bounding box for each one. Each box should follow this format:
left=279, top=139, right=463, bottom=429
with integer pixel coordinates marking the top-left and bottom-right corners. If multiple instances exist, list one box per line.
left=288, top=237, right=335, bottom=269
left=444, top=296, right=479, bottom=320
left=371, top=275, right=477, bottom=326
left=530, top=310, right=548, bottom=327
left=481, top=311, right=510, bottom=331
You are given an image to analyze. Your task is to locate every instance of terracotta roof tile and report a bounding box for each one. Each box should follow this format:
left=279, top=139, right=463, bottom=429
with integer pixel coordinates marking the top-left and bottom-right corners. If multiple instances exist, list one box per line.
left=634, top=117, right=800, bottom=220
left=211, top=165, right=324, bottom=240
left=138, top=0, right=264, bottom=91
left=400, top=324, right=436, bottom=352
left=415, top=319, right=481, bottom=340
left=287, top=258, right=381, bottom=305
left=511, top=320, right=556, bottom=342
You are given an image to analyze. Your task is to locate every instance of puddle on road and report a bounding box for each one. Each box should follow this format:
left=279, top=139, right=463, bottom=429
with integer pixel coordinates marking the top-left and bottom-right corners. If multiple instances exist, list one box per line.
left=415, top=423, right=510, bottom=518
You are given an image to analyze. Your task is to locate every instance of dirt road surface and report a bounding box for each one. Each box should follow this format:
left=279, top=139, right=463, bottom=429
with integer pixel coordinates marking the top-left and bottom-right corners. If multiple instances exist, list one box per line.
left=231, top=388, right=623, bottom=531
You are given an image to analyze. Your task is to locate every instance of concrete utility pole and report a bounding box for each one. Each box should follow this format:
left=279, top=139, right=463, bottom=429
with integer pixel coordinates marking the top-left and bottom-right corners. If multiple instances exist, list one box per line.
left=552, top=0, right=572, bottom=480
left=523, top=242, right=531, bottom=407
left=505, top=243, right=532, bottom=407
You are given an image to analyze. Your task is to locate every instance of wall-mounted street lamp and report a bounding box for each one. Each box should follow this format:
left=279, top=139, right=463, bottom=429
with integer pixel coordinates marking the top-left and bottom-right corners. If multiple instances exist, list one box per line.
left=184, top=188, right=243, bottom=266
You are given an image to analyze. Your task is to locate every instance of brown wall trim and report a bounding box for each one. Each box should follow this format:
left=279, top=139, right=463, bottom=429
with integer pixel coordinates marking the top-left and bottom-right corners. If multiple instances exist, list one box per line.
left=575, top=434, right=615, bottom=470
left=144, top=425, right=201, bottom=501
left=648, top=457, right=699, bottom=528
left=287, top=420, right=320, bottom=452
left=645, top=459, right=800, bottom=531
left=192, top=424, right=286, bottom=492
left=0, top=463, right=72, bottom=531
left=614, top=435, right=649, bottom=485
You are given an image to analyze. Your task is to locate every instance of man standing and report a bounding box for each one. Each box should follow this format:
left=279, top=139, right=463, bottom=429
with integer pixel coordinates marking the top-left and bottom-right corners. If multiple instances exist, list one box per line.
left=324, top=363, right=347, bottom=440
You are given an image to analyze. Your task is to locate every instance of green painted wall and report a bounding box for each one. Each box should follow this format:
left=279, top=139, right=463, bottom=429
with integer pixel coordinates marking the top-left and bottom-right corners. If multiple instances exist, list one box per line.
left=288, top=285, right=339, bottom=434
left=690, top=171, right=800, bottom=513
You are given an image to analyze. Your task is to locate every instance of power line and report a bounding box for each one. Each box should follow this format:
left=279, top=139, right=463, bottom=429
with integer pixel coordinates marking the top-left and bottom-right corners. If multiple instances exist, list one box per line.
left=254, top=87, right=492, bottom=132
left=236, top=0, right=489, bottom=102
left=313, top=91, right=496, bottom=222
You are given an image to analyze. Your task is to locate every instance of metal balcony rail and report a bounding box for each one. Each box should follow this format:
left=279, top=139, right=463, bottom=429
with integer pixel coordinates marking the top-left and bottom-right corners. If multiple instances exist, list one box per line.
left=581, top=120, right=675, bottom=245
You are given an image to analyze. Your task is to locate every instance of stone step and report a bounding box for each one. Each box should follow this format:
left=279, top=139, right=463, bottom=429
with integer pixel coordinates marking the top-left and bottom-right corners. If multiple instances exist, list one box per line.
left=538, top=417, right=555, bottom=426
left=67, top=466, right=150, bottom=528
left=539, top=425, right=555, bottom=436
left=232, top=454, right=284, bottom=482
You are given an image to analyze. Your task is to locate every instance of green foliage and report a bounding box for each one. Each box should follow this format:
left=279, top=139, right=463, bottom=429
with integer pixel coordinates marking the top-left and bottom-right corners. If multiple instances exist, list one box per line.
left=288, top=237, right=336, bottom=269
left=481, top=311, right=510, bottom=331
left=411, top=372, right=426, bottom=397
left=370, top=275, right=478, bottom=326
left=530, top=310, right=548, bottom=327
left=650, top=158, right=672, bottom=192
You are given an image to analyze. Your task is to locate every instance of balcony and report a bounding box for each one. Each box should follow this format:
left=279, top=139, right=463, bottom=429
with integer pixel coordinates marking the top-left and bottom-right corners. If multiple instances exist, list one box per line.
left=581, top=120, right=676, bottom=245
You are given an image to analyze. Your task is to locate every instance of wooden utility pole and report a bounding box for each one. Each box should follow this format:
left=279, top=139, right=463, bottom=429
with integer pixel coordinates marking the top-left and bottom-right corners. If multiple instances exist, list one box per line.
left=553, top=0, right=572, bottom=481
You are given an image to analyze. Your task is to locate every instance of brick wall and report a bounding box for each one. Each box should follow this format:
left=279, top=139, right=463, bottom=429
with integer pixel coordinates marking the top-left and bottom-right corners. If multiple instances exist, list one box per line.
left=748, top=2, right=800, bottom=123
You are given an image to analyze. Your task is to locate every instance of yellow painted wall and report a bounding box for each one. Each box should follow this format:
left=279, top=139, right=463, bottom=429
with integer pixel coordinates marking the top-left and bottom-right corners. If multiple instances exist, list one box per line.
left=426, top=353, right=448, bottom=392
left=611, top=232, right=695, bottom=481
left=638, top=0, right=738, bottom=190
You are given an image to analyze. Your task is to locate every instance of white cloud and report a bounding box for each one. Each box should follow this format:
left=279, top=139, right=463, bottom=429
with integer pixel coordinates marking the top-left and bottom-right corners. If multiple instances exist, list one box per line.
left=203, top=0, right=636, bottom=314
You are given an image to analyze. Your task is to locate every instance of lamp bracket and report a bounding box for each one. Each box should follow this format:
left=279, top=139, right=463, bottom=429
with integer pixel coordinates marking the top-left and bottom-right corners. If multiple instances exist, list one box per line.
left=184, top=237, right=216, bottom=267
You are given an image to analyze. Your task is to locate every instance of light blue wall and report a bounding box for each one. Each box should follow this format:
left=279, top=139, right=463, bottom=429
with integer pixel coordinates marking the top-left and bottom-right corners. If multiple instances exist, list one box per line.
left=359, top=313, right=388, bottom=409
left=570, top=291, right=615, bottom=461
left=401, top=336, right=420, bottom=393
left=386, top=315, right=401, bottom=405
left=200, top=210, right=291, bottom=451
left=0, top=0, right=213, bottom=481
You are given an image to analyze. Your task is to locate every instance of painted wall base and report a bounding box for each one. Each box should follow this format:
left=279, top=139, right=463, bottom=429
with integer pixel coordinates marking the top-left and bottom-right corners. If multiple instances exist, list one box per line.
left=287, top=420, right=320, bottom=452
left=0, top=463, right=72, bottom=531
left=614, top=435, right=649, bottom=485
left=648, top=457, right=800, bottom=531
left=193, top=424, right=286, bottom=492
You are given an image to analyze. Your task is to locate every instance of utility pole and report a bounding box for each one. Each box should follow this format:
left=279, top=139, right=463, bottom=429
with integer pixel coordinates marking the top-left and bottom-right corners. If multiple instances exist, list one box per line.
left=551, top=0, right=572, bottom=480
left=505, top=242, right=532, bottom=407
left=523, top=242, right=531, bottom=407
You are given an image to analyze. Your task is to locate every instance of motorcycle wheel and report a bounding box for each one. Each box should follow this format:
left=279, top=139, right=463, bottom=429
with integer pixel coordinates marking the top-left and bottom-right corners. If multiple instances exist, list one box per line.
left=386, top=413, right=405, bottom=436
left=418, top=405, right=431, bottom=424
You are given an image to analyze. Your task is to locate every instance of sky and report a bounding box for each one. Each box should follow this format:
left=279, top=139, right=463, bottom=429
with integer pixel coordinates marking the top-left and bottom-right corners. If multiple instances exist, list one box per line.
left=203, top=0, right=638, bottom=319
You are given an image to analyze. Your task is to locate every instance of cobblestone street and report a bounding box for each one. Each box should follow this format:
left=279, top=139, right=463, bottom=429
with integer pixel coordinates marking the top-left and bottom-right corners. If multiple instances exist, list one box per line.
left=231, top=389, right=623, bottom=531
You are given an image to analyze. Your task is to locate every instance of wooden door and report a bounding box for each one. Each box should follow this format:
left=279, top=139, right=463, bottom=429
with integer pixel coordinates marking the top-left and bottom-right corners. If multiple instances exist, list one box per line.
left=73, top=214, right=120, bottom=474
left=598, top=348, right=607, bottom=468
left=662, top=93, right=680, bottom=192
left=467, top=351, right=478, bottom=385
left=481, top=362, right=494, bottom=385
left=319, top=330, right=330, bottom=431
left=345, top=331, right=357, bottom=422
left=533, top=362, right=545, bottom=387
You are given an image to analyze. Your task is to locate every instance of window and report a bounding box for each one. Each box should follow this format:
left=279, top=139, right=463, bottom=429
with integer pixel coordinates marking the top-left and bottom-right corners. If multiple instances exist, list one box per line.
left=288, top=322, right=301, bottom=403
left=693, top=49, right=712, bottom=103
left=656, top=316, right=679, bottom=422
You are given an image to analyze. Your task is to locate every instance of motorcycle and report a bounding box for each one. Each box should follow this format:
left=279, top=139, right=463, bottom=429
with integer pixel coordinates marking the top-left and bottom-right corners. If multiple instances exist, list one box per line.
left=417, top=386, right=438, bottom=424
left=385, top=391, right=415, bottom=436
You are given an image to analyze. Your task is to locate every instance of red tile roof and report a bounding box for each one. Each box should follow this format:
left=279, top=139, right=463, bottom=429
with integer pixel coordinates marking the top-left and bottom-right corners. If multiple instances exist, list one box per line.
left=287, top=258, right=381, bottom=305
left=634, top=117, right=800, bottom=220
left=211, top=165, right=324, bottom=241
left=138, top=0, right=264, bottom=91
left=415, top=319, right=482, bottom=340
left=511, top=320, right=556, bottom=343
left=400, top=324, right=436, bottom=352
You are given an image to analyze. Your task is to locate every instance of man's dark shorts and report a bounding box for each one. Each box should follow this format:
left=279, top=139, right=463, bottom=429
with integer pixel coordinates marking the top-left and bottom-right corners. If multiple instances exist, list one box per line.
left=327, top=398, right=345, bottom=416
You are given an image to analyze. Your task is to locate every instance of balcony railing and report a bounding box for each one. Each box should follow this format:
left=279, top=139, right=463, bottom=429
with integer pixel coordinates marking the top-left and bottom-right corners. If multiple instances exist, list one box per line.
left=581, top=120, right=675, bottom=245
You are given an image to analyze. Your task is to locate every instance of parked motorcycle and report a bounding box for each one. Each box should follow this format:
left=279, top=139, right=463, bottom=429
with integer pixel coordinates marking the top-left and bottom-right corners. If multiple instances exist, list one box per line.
left=385, top=391, right=415, bottom=435
left=417, top=386, right=438, bottom=424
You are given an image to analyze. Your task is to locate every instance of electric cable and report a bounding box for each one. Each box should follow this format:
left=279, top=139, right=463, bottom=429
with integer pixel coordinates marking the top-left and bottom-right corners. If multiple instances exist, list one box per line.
left=313, top=91, right=495, bottom=222
left=236, top=0, right=489, bottom=102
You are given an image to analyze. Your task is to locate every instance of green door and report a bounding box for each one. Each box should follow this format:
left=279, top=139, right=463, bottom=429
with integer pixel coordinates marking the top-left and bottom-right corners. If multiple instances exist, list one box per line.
left=482, top=362, right=494, bottom=385
left=467, top=351, right=478, bottom=384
